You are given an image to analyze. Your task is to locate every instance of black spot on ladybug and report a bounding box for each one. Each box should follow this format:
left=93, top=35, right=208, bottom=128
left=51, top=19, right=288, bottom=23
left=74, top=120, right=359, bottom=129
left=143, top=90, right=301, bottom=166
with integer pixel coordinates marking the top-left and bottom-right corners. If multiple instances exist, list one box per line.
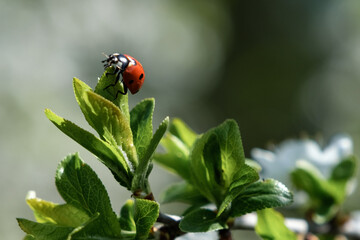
left=129, top=80, right=134, bottom=85
left=139, top=73, right=144, bottom=80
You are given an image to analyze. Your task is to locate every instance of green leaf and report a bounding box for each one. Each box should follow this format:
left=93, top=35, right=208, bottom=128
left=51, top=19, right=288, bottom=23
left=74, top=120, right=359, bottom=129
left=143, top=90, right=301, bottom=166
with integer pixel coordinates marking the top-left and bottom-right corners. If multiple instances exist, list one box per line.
left=230, top=179, right=293, bottom=217
left=134, top=199, right=159, bottom=240
left=119, top=200, right=136, bottom=233
left=160, top=181, right=209, bottom=205
left=245, top=158, right=262, bottom=172
left=290, top=160, right=348, bottom=223
left=168, top=118, right=197, bottom=148
left=330, top=155, right=357, bottom=181
left=73, top=77, right=138, bottom=167
left=55, top=153, right=121, bottom=237
left=190, top=119, right=245, bottom=205
left=203, top=133, right=224, bottom=187
left=217, top=164, right=259, bottom=217
left=64, top=213, right=101, bottom=239
left=153, top=118, right=197, bottom=181
left=130, top=98, right=154, bottom=161
left=255, top=208, right=297, bottom=240
left=153, top=133, right=192, bottom=181
left=94, top=67, right=130, bottom=121
left=132, top=117, right=169, bottom=193
left=18, top=214, right=101, bottom=240
left=23, top=235, right=36, bottom=240
left=26, top=191, right=90, bottom=227
left=45, top=109, right=132, bottom=188
left=87, top=90, right=137, bottom=166
left=17, top=218, right=74, bottom=240
left=291, top=160, right=344, bottom=204
left=179, top=209, right=227, bottom=233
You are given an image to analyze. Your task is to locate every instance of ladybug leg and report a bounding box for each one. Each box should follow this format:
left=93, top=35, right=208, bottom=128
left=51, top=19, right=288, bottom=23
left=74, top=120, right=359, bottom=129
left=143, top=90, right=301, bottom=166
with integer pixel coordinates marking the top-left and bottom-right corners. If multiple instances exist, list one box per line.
left=113, top=84, right=127, bottom=99
left=105, top=66, right=120, bottom=78
left=103, top=67, right=121, bottom=90
left=104, top=73, right=128, bottom=99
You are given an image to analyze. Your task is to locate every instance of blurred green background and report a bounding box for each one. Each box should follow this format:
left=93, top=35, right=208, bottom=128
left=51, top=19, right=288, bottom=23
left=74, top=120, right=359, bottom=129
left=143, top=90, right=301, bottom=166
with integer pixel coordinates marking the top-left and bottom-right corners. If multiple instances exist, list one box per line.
left=2, top=1, right=360, bottom=239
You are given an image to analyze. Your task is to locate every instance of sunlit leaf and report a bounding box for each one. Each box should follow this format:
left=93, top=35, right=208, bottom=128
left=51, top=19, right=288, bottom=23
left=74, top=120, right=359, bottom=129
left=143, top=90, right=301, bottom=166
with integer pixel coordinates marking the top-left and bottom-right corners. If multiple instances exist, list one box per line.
left=26, top=191, right=89, bottom=227
left=17, top=218, right=74, bottom=240
left=168, top=118, right=197, bottom=148
left=95, top=67, right=130, bottom=120
left=134, top=199, right=159, bottom=240
left=230, top=179, right=293, bottom=217
left=255, top=208, right=296, bottom=240
left=132, top=117, right=169, bottom=193
left=130, top=98, right=154, bottom=161
left=73, top=77, right=137, bottom=167
left=45, top=109, right=132, bottom=188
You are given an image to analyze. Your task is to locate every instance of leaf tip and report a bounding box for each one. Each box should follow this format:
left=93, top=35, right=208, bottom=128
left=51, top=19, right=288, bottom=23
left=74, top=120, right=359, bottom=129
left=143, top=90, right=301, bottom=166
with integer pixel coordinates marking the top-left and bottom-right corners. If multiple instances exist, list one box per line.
left=26, top=191, right=37, bottom=200
left=44, top=108, right=51, bottom=114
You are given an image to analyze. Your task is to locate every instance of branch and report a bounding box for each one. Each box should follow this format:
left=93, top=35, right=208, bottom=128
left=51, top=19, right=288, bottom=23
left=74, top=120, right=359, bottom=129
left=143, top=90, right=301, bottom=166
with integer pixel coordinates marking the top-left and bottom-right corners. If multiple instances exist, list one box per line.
left=233, top=213, right=360, bottom=239
left=154, top=212, right=360, bottom=240
left=156, top=213, right=184, bottom=240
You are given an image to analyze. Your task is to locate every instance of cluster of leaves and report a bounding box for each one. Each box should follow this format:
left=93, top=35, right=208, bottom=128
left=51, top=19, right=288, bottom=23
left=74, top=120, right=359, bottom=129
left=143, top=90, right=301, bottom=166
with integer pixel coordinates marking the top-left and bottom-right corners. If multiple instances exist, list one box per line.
left=154, top=118, right=293, bottom=233
left=18, top=154, right=158, bottom=240
left=291, top=156, right=357, bottom=223
left=46, top=72, right=169, bottom=194
left=18, top=69, right=166, bottom=239
left=17, top=68, right=294, bottom=239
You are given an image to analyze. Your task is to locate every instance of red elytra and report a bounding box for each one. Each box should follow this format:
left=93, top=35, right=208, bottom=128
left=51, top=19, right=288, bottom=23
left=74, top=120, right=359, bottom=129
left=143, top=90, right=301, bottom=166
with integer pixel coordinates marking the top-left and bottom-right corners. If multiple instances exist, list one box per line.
left=122, top=54, right=145, bottom=94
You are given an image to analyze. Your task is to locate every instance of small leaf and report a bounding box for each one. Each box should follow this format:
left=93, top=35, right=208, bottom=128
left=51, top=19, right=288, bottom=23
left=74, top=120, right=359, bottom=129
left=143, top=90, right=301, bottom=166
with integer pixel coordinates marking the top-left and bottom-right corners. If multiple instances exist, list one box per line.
left=190, top=119, right=245, bottom=205
left=73, top=77, right=137, bottom=167
left=291, top=160, right=343, bottom=204
left=153, top=118, right=197, bottom=181
left=119, top=200, right=136, bottom=233
left=154, top=133, right=192, bottom=181
left=55, top=153, right=121, bottom=237
left=23, top=235, right=36, bottom=240
left=94, top=67, right=130, bottom=120
left=245, top=158, right=262, bottom=172
left=230, top=179, right=293, bottom=217
left=130, top=98, right=154, bottom=161
left=132, top=117, right=169, bottom=193
left=179, top=209, right=227, bottom=233
left=26, top=191, right=90, bottom=227
left=217, top=164, right=259, bottom=217
left=143, top=116, right=169, bottom=163
left=19, top=215, right=101, bottom=240
left=255, top=208, right=297, bottom=240
left=134, top=199, right=159, bottom=240
left=330, top=155, right=357, bottom=181
left=169, top=118, right=197, bottom=148
left=203, top=134, right=224, bottom=187
left=160, top=181, right=209, bottom=205
left=291, top=160, right=347, bottom=223
left=45, top=109, right=132, bottom=188
left=17, top=218, right=74, bottom=240
left=65, top=213, right=100, bottom=239
left=86, top=90, right=138, bottom=167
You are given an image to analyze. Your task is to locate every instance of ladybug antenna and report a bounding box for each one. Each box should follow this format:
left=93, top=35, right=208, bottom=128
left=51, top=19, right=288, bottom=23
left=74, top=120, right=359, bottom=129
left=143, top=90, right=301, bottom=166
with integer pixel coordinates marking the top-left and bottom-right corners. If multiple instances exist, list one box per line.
left=101, top=52, right=110, bottom=63
left=102, top=52, right=109, bottom=58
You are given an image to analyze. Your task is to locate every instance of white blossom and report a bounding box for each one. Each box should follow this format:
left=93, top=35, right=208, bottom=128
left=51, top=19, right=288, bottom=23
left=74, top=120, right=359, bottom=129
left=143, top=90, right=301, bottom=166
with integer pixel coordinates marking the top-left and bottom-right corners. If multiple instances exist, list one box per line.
left=251, top=134, right=353, bottom=186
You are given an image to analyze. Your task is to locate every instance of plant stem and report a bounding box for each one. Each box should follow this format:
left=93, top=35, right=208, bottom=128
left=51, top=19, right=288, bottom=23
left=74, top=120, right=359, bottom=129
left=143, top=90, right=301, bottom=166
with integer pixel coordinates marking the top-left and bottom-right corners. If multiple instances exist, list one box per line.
left=219, top=229, right=232, bottom=240
left=156, top=212, right=184, bottom=240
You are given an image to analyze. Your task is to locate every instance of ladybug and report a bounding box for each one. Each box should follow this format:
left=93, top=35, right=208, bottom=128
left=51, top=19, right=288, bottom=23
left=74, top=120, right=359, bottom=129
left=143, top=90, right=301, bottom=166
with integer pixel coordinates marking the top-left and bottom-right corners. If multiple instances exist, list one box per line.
left=102, top=53, right=145, bottom=96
